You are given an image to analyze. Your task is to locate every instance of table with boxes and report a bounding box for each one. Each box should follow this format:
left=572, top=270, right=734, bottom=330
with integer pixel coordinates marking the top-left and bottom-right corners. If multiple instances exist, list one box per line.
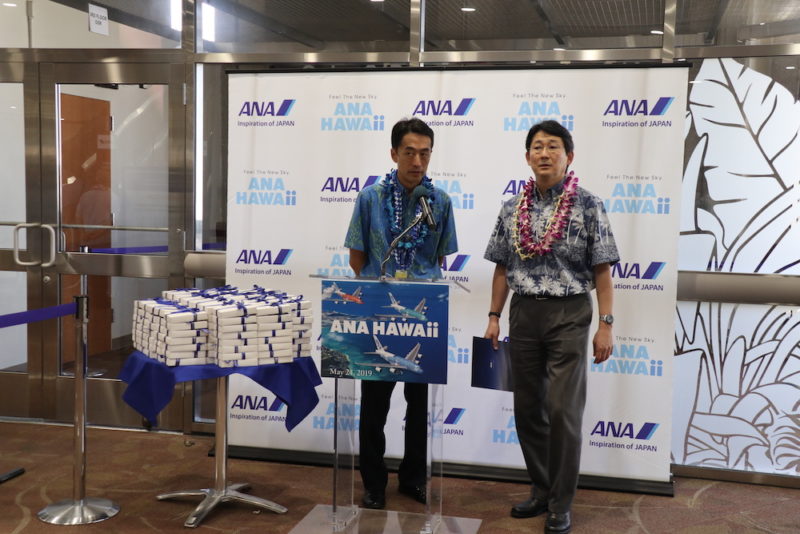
left=120, top=285, right=321, bottom=527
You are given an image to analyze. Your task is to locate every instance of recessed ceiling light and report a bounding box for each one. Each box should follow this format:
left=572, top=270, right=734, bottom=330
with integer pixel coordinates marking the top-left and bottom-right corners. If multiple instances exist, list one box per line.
left=787, top=66, right=797, bottom=70
left=371, top=0, right=384, bottom=2
left=651, top=29, right=664, bottom=35
left=2, top=2, right=18, bottom=6
left=461, top=6, right=476, bottom=12
left=553, top=47, right=565, bottom=51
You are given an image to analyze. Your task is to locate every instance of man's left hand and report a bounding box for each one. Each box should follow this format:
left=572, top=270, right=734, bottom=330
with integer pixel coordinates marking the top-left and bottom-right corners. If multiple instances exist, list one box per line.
left=592, top=325, right=613, bottom=364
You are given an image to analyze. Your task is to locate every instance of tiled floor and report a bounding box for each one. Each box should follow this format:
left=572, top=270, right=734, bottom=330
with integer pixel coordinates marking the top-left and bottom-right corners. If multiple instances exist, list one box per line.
left=1, top=421, right=798, bottom=533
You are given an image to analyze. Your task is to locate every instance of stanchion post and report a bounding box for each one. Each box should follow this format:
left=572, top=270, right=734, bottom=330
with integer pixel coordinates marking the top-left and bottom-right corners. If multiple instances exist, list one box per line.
left=73, top=290, right=87, bottom=502
left=37, top=269, right=120, bottom=525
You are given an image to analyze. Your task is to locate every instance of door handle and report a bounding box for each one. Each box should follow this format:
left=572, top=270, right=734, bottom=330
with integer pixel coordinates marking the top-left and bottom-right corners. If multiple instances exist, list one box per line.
left=13, top=222, right=40, bottom=266
left=41, top=224, right=57, bottom=267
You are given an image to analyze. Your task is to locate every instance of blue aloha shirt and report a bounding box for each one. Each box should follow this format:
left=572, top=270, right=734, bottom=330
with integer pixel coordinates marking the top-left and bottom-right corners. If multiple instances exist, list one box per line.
left=345, top=174, right=458, bottom=279
left=484, top=177, right=619, bottom=296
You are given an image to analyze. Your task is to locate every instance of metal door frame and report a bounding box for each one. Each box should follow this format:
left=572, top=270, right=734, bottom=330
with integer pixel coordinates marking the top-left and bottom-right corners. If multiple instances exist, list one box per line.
left=35, top=60, right=189, bottom=429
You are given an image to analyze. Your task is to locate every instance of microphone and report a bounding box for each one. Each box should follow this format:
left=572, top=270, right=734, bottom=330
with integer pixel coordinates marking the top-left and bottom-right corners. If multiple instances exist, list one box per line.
left=412, top=185, right=436, bottom=229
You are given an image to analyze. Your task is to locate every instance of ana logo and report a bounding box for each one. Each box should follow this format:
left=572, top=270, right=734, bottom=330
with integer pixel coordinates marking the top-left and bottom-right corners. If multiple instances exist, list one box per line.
left=440, top=408, right=466, bottom=435
left=492, top=415, right=519, bottom=444
left=603, top=183, right=670, bottom=214
left=235, top=248, right=292, bottom=265
left=502, top=179, right=527, bottom=196
left=447, top=333, right=470, bottom=364
left=235, top=177, right=297, bottom=206
left=413, top=98, right=475, bottom=116
left=603, top=97, right=674, bottom=116
left=443, top=408, right=466, bottom=425
left=591, top=421, right=659, bottom=440
left=320, top=175, right=381, bottom=193
left=441, top=255, right=470, bottom=284
left=504, top=100, right=574, bottom=132
left=591, top=344, right=663, bottom=377
left=316, top=252, right=355, bottom=278
left=434, top=179, right=474, bottom=209
left=441, top=255, right=470, bottom=273
left=321, top=102, right=385, bottom=131
left=237, top=99, right=296, bottom=117
left=230, top=395, right=285, bottom=411
left=612, top=262, right=665, bottom=280
left=312, top=401, right=360, bottom=431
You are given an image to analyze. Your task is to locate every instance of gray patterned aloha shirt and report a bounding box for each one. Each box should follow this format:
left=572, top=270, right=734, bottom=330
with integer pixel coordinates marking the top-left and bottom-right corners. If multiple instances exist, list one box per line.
left=484, top=178, right=619, bottom=297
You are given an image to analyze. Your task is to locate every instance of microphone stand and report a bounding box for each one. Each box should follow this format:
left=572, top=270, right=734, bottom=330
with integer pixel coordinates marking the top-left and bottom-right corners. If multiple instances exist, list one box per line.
left=380, top=212, right=425, bottom=281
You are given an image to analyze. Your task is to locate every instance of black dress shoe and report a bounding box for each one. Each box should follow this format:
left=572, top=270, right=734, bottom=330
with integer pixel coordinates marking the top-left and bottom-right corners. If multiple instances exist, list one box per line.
left=510, top=497, right=548, bottom=518
left=545, top=511, right=571, bottom=534
left=361, top=491, right=385, bottom=509
left=398, top=483, right=427, bottom=504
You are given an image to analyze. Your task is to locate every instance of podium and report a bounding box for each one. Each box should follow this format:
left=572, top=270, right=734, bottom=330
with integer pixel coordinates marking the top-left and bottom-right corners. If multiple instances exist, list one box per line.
left=291, top=278, right=480, bottom=534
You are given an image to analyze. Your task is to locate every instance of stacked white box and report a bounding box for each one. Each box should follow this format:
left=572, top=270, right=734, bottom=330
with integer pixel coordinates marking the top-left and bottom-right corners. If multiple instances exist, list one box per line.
left=133, top=285, right=313, bottom=367
left=131, top=297, right=209, bottom=366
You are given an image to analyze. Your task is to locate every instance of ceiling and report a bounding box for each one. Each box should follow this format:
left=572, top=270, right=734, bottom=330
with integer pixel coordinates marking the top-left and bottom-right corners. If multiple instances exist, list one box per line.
left=51, top=0, right=800, bottom=52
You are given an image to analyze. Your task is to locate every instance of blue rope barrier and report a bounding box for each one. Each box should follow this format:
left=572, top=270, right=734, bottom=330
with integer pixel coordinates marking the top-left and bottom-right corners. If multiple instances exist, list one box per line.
left=88, top=244, right=226, bottom=253
left=0, top=302, right=77, bottom=329
left=89, top=246, right=168, bottom=254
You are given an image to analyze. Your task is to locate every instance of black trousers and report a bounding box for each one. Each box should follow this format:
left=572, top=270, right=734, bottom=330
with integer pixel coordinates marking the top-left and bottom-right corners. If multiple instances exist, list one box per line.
left=509, top=292, right=592, bottom=514
left=359, top=380, right=428, bottom=494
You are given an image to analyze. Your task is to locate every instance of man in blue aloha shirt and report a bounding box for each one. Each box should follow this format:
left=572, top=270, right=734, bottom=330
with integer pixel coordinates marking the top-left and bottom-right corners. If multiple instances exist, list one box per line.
left=484, top=120, right=619, bottom=534
left=345, top=117, right=458, bottom=510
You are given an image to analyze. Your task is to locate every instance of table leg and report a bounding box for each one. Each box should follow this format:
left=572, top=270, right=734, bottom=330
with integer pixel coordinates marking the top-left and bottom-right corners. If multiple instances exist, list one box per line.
left=157, top=376, right=287, bottom=528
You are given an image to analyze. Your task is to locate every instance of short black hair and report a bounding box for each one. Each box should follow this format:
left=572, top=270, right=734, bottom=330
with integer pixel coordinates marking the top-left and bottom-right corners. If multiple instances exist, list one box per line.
left=525, top=120, right=574, bottom=154
left=391, top=117, right=434, bottom=150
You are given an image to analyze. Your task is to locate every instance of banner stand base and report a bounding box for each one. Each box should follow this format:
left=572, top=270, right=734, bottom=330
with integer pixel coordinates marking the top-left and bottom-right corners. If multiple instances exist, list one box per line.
left=290, top=505, right=481, bottom=534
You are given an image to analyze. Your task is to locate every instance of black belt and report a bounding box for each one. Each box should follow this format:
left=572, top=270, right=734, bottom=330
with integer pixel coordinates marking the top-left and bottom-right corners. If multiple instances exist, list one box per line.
left=519, top=292, right=587, bottom=301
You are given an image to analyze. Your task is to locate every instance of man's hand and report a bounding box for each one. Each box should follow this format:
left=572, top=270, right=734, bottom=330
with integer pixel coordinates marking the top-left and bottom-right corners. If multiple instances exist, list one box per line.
left=485, top=319, right=501, bottom=350
left=592, top=324, right=613, bottom=364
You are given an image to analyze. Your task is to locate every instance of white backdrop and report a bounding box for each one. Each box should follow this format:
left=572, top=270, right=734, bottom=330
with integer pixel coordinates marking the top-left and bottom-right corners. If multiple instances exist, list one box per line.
left=224, top=67, right=688, bottom=485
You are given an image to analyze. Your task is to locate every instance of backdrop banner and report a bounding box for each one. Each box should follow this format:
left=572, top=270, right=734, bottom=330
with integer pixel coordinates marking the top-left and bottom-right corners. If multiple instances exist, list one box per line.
left=225, top=67, right=688, bottom=484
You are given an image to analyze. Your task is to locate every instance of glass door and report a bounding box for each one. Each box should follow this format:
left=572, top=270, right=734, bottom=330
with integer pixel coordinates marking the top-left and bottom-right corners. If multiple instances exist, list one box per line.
left=37, top=62, right=188, bottom=429
left=0, top=64, right=40, bottom=418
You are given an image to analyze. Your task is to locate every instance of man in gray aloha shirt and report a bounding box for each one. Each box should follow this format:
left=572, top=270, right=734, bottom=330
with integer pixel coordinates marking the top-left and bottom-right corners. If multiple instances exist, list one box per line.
left=484, top=120, right=619, bottom=534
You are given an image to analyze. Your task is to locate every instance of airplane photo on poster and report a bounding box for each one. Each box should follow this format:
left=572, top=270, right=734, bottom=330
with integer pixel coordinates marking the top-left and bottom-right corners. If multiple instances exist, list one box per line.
left=377, top=292, right=427, bottom=321
left=363, top=335, right=423, bottom=374
left=326, top=283, right=363, bottom=305
left=320, top=279, right=448, bottom=383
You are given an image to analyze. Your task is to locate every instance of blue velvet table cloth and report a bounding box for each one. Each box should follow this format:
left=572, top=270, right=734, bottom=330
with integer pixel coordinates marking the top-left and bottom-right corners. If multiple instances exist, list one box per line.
left=120, top=351, right=322, bottom=431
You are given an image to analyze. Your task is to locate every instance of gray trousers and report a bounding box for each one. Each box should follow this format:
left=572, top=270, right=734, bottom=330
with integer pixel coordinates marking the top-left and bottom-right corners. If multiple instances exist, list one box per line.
left=509, top=291, right=592, bottom=513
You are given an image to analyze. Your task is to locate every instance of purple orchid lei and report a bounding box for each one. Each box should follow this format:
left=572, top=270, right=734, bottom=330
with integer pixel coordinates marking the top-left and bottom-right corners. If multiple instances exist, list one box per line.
left=383, top=170, right=434, bottom=271
left=512, top=171, right=579, bottom=260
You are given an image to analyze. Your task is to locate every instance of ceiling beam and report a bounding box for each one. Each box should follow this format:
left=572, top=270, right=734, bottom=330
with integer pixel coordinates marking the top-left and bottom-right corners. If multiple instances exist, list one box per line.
left=737, top=17, right=800, bottom=42
left=206, top=0, right=324, bottom=48
left=529, top=0, right=566, bottom=46
left=704, top=0, right=730, bottom=45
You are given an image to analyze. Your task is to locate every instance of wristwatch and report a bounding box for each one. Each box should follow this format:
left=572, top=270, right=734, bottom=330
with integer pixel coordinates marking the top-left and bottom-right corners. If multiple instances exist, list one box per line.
left=488, top=311, right=501, bottom=318
left=599, top=314, right=614, bottom=325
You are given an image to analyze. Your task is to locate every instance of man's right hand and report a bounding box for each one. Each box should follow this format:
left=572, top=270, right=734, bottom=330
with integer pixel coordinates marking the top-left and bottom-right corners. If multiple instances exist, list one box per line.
left=484, top=319, right=500, bottom=350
